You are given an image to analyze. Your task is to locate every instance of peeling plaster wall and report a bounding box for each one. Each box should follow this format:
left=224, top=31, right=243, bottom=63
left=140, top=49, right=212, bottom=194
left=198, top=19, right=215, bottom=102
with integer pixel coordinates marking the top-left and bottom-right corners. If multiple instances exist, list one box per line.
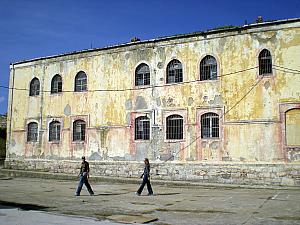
left=5, top=20, right=300, bottom=180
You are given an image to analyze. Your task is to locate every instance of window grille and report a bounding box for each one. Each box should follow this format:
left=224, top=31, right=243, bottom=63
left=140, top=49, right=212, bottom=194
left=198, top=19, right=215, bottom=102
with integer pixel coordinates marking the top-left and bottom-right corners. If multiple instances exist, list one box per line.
left=27, top=122, right=38, bottom=142
left=135, top=116, right=150, bottom=140
left=166, top=114, right=183, bottom=139
left=135, top=64, right=150, bottom=86
left=51, top=75, right=62, bottom=93
left=73, top=120, right=86, bottom=141
left=49, top=121, right=61, bottom=141
left=29, top=78, right=40, bottom=96
left=201, top=113, right=219, bottom=138
left=75, top=71, right=87, bottom=92
left=259, top=49, right=272, bottom=75
left=166, top=59, right=183, bottom=83
left=200, top=55, right=217, bottom=80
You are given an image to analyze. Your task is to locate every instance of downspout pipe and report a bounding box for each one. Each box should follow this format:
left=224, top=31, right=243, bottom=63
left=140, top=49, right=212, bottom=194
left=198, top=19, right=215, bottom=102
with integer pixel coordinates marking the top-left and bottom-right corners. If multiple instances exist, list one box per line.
left=6, top=63, right=15, bottom=162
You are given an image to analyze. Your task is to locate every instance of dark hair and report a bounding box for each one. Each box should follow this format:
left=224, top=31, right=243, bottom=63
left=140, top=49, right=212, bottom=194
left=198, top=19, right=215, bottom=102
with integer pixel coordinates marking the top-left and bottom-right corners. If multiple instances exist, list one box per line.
left=82, top=156, right=85, bottom=159
left=144, top=158, right=149, bottom=164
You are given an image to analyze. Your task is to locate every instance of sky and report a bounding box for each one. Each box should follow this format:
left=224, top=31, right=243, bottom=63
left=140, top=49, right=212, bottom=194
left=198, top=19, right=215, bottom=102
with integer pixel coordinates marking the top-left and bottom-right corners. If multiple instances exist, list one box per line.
left=0, top=0, right=299, bottom=115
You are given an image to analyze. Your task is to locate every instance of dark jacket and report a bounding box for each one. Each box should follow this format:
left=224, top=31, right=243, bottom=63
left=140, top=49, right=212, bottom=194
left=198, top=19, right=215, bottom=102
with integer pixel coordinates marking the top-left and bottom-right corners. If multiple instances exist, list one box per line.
left=80, top=161, right=90, bottom=175
left=142, top=165, right=150, bottom=179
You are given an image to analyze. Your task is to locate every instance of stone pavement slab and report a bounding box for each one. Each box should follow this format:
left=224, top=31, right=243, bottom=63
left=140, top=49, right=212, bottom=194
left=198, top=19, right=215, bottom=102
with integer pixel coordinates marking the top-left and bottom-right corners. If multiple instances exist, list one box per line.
left=0, top=176, right=299, bottom=224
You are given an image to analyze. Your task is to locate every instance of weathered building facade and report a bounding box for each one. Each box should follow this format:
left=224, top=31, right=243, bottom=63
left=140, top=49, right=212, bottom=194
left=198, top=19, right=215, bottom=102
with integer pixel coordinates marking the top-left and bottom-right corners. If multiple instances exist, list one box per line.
left=5, top=18, right=300, bottom=186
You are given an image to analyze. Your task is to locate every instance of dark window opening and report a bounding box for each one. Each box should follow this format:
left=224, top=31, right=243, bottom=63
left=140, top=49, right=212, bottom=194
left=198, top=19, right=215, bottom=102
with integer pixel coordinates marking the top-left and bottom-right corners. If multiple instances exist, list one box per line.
left=166, top=114, right=183, bottom=140
left=200, top=55, right=217, bottom=80
left=51, top=75, right=62, bottom=94
left=135, top=63, right=150, bottom=86
left=73, top=120, right=86, bottom=141
left=201, top=113, right=219, bottom=138
left=167, top=59, right=183, bottom=83
left=29, top=78, right=40, bottom=96
left=75, top=71, right=87, bottom=92
left=259, top=49, right=272, bottom=75
left=135, top=116, right=150, bottom=140
left=27, top=122, right=38, bottom=142
left=49, top=121, right=61, bottom=141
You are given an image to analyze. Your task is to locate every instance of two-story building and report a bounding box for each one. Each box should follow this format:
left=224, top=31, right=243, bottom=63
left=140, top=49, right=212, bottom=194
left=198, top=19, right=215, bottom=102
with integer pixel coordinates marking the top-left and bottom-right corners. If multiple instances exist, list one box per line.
left=5, top=18, right=300, bottom=186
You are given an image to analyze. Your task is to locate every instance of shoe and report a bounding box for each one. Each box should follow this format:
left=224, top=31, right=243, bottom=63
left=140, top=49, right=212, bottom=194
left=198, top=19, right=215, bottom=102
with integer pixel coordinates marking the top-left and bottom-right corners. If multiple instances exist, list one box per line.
left=75, top=194, right=80, bottom=196
left=135, top=192, right=140, bottom=196
left=90, top=193, right=94, bottom=196
left=147, top=193, right=154, bottom=196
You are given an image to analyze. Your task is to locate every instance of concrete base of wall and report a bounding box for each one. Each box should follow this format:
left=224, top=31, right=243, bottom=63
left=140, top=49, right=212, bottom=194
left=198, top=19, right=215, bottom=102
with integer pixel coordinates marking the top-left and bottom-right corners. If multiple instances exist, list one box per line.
left=4, top=159, right=300, bottom=187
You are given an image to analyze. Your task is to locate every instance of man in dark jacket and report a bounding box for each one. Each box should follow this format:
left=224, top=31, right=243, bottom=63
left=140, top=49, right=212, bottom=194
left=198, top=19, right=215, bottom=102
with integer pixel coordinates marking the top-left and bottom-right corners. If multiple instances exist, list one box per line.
left=75, top=156, right=94, bottom=196
left=136, top=158, right=153, bottom=196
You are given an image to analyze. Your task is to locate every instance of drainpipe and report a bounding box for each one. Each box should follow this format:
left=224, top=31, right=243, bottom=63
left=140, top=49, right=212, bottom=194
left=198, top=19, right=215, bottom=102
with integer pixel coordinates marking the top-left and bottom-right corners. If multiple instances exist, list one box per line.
left=7, top=63, right=15, bottom=161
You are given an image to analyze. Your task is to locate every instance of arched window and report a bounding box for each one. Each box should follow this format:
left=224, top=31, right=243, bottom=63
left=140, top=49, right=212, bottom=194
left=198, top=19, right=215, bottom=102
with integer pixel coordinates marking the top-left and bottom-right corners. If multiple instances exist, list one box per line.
left=201, top=113, right=219, bottom=138
left=29, top=78, right=40, bottom=96
left=166, top=59, right=183, bottom=83
left=135, top=63, right=150, bottom=86
left=166, top=114, right=183, bottom=140
left=200, top=55, right=218, bottom=80
left=49, top=121, right=61, bottom=141
left=285, top=109, right=300, bottom=146
left=74, top=71, right=87, bottom=92
left=73, top=120, right=86, bottom=141
left=259, top=49, right=272, bottom=75
left=51, top=74, right=62, bottom=94
left=27, top=122, right=38, bottom=142
left=135, top=116, right=150, bottom=140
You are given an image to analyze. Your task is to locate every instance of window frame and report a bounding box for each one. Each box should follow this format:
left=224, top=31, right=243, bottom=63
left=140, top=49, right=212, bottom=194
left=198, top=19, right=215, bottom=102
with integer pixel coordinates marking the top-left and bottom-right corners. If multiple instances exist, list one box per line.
left=29, top=78, right=40, bottom=96
left=134, top=116, right=150, bottom=140
left=200, top=112, right=220, bottom=139
left=49, top=120, right=61, bottom=142
left=166, top=59, right=183, bottom=84
left=258, top=49, right=273, bottom=76
left=27, top=122, right=38, bottom=142
left=166, top=114, right=184, bottom=140
left=51, top=74, right=62, bottom=94
left=200, top=55, right=218, bottom=81
left=74, top=71, right=87, bottom=92
left=135, top=63, right=150, bottom=86
left=73, top=119, right=86, bottom=141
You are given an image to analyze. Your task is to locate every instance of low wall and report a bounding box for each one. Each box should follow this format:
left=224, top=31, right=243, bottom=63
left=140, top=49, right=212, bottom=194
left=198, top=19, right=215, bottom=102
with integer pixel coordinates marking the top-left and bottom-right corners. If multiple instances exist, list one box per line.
left=4, top=159, right=300, bottom=187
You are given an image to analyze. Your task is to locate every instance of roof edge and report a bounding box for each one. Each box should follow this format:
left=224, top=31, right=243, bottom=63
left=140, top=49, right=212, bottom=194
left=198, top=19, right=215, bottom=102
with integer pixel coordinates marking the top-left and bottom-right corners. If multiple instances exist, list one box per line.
left=11, top=17, right=300, bottom=65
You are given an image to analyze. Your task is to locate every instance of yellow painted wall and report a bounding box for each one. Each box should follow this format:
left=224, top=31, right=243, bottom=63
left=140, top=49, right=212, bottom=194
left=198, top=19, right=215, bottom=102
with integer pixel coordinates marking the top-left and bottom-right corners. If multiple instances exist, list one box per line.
left=6, top=20, right=300, bottom=162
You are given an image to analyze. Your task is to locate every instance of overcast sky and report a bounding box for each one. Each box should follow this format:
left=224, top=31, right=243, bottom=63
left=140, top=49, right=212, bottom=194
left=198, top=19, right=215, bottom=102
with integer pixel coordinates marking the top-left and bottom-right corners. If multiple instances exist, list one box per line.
left=0, top=0, right=299, bottom=115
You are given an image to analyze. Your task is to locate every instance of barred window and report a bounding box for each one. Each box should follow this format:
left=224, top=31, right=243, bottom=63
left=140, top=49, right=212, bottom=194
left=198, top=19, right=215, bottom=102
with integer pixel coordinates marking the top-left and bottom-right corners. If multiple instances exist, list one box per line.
left=49, top=121, right=61, bottom=141
left=74, top=71, right=87, bottom=92
left=201, top=113, right=219, bottom=138
left=259, top=49, right=272, bottom=75
left=27, top=122, right=38, bottom=142
left=29, top=78, right=40, bottom=96
left=166, top=114, right=183, bottom=140
left=51, top=74, right=62, bottom=94
left=166, top=59, right=183, bottom=83
left=73, top=120, right=86, bottom=141
left=200, top=55, right=217, bottom=80
left=135, top=63, right=150, bottom=86
left=135, top=116, right=150, bottom=140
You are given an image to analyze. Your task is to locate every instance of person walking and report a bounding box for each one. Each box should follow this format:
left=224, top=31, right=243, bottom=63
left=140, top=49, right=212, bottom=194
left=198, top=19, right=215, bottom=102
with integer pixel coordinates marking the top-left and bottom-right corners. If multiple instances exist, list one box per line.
left=75, top=156, right=94, bottom=196
left=136, top=158, right=153, bottom=196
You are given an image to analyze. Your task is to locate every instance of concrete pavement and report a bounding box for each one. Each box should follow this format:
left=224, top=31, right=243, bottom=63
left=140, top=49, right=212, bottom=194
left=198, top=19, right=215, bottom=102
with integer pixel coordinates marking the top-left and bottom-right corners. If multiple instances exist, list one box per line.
left=0, top=174, right=299, bottom=224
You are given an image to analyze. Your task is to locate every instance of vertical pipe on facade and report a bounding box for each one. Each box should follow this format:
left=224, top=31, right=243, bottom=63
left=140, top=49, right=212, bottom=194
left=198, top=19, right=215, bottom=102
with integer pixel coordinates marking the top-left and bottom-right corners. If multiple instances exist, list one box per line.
left=39, top=65, right=45, bottom=147
left=7, top=63, right=15, bottom=159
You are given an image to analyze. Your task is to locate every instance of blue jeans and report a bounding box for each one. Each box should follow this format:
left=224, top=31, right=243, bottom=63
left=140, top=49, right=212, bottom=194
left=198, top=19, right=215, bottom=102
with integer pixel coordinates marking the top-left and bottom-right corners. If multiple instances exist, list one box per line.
left=76, top=173, right=94, bottom=196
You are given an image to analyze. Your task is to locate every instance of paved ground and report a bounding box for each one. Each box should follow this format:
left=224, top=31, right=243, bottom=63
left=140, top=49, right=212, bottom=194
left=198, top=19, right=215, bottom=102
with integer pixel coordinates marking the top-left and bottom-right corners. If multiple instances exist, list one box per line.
left=0, top=176, right=299, bottom=225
